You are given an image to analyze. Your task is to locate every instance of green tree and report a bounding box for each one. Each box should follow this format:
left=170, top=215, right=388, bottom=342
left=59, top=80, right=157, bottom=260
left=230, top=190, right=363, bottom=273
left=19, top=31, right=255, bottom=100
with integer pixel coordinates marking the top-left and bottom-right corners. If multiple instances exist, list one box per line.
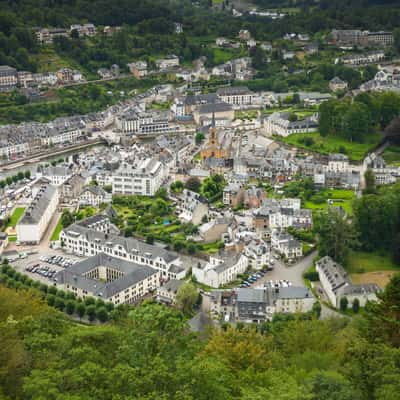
left=65, top=300, right=76, bottom=315
left=96, top=307, right=109, bottom=323
left=352, top=298, right=360, bottom=314
left=176, top=282, right=198, bottom=315
left=340, top=297, right=348, bottom=312
left=54, top=298, right=65, bottom=311
left=185, top=177, right=201, bottom=193
left=61, top=209, right=74, bottom=228
left=364, top=169, right=375, bottom=194
left=86, top=305, right=97, bottom=322
left=314, top=208, right=356, bottom=265
left=76, top=303, right=86, bottom=320
left=363, top=273, right=400, bottom=347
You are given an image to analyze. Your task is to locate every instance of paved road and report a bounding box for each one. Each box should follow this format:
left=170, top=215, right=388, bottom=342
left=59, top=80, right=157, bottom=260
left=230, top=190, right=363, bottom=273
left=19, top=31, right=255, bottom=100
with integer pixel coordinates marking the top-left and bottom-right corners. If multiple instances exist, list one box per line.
left=257, top=251, right=318, bottom=287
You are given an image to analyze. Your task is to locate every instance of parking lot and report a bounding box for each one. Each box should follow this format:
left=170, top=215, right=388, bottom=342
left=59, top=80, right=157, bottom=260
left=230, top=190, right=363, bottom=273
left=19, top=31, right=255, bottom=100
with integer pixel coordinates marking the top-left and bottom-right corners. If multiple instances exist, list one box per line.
left=12, top=250, right=83, bottom=285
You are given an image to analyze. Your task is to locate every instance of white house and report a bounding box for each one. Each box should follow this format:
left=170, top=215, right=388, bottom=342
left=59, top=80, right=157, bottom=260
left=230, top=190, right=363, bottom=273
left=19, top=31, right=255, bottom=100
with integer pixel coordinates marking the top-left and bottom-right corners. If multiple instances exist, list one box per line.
left=41, top=166, right=73, bottom=186
left=177, top=189, right=208, bottom=225
left=192, top=253, right=248, bottom=288
left=79, top=186, right=112, bottom=207
left=271, top=230, right=302, bottom=260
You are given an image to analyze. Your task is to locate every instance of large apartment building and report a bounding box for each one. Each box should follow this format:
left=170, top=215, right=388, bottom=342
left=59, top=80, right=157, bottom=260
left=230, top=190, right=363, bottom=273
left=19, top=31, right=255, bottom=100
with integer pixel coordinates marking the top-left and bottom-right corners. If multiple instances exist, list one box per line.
left=55, top=253, right=160, bottom=305
left=112, top=158, right=166, bottom=196
left=60, top=222, right=186, bottom=280
left=216, top=86, right=255, bottom=106
left=16, top=184, right=59, bottom=244
left=0, top=65, right=18, bottom=91
left=115, top=110, right=172, bottom=135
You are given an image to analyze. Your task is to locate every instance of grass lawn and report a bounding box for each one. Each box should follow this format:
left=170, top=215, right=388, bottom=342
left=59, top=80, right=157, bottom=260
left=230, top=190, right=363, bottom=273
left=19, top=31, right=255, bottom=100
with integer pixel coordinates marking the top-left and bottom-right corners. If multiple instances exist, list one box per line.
left=347, top=251, right=400, bottom=273
left=304, top=189, right=355, bottom=215
left=5, top=208, right=25, bottom=228
left=382, top=145, right=400, bottom=165
left=212, top=48, right=243, bottom=64
left=50, top=218, right=64, bottom=241
left=199, top=241, right=224, bottom=254
left=279, top=132, right=382, bottom=161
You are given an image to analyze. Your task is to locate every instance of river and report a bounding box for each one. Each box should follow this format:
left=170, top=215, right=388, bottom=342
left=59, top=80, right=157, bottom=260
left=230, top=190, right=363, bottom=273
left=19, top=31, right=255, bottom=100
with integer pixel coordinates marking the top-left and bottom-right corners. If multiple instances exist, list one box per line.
left=0, top=143, right=106, bottom=180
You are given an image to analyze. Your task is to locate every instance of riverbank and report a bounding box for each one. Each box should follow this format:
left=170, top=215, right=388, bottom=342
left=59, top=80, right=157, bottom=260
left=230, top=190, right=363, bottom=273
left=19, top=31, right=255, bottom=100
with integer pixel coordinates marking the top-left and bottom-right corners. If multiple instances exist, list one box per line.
left=0, top=139, right=106, bottom=176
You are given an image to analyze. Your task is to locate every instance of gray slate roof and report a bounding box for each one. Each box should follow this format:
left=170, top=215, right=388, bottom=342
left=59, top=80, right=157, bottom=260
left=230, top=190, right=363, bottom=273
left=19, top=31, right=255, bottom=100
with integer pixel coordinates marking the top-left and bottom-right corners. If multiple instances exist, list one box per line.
left=55, top=253, right=157, bottom=299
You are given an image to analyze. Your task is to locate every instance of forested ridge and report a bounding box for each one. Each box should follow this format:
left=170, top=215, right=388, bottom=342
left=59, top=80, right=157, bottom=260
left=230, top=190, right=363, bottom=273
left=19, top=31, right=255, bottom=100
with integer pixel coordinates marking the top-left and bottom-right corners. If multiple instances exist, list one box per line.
left=1, top=268, right=400, bottom=400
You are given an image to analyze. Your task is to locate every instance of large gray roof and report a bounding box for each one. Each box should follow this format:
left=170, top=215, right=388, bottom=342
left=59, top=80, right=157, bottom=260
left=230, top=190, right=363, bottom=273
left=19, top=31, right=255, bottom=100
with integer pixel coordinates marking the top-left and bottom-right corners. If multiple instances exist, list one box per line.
left=55, top=253, right=157, bottom=299
left=63, top=223, right=179, bottom=264
left=18, top=184, right=57, bottom=225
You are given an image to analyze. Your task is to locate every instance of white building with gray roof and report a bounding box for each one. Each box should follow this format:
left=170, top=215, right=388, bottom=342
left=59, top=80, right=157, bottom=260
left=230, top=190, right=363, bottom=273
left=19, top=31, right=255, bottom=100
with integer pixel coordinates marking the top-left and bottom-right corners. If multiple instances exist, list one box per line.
left=17, top=184, right=59, bottom=244
left=60, top=223, right=186, bottom=280
left=192, top=253, right=248, bottom=288
left=316, top=256, right=380, bottom=309
left=208, top=286, right=314, bottom=323
left=55, top=253, right=159, bottom=305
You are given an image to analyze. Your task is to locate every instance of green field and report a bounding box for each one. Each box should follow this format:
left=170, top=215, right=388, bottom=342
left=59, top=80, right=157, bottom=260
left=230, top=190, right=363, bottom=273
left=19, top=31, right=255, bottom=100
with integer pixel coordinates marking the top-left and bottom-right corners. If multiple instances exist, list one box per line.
left=279, top=132, right=382, bottom=161
left=5, top=208, right=25, bottom=228
left=347, top=251, right=400, bottom=274
left=304, top=189, right=355, bottom=215
left=50, top=218, right=64, bottom=241
left=382, top=145, right=400, bottom=165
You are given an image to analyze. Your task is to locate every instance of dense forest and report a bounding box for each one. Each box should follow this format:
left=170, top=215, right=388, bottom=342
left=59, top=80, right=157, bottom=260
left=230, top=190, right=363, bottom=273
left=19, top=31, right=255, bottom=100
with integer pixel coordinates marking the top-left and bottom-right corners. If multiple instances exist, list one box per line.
left=0, top=268, right=400, bottom=400
left=1, top=0, right=400, bottom=72
left=318, top=91, right=400, bottom=143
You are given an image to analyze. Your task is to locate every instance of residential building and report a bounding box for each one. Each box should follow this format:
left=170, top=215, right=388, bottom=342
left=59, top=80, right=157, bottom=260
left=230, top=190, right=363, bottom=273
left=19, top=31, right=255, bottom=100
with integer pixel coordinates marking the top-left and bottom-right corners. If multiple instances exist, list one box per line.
left=79, top=186, right=112, bottom=207
left=198, top=217, right=232, bottom=243
left=127, top=61, right=148, bottom=78
left=112, top=158, right=166, bottom=196
left=16, top=184, right=59, bottom=244
left=156, top=55, right=180, bottom=70
left=157, top=279, right=184, bottom=305
left=223, top=183, right=244, bottom=207
left=216, top=86, right=255, bottom=107
left=0, top=65, right=18, bottom=91
left=60, top=223, right=186, bottom=280
left=264, top=112, right=318, bottom=137
left=41, top=166, right=73, bottom=186
left=331, top=29, right=393, bottom=47
left=192, top=253, right=248, bottom=288
left=35, top=28, right=69, bottom=44
left=55, top=253, right=160, bottom=305
left=115, top=110, right=172, bottom=135
left=316, top=256, right=380, bottom=309
left=329, top=77, right=348, bottom=92
left=271, top=230, right=302, bottom=260
left=326, top=153, right=350, bottom=173
left=208, top=286, right=314, bottom=322
left=244, top=186, right=267, bottom=209
left=338, top=51, right=385, bottom=66
left=244, top=240, right=270, bottom=270
left=177, top=189, right=208, bottom=225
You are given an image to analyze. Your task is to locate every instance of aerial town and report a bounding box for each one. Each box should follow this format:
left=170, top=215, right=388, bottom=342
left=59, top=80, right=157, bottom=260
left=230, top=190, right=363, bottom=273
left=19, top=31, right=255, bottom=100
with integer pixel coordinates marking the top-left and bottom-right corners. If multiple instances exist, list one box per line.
left=1, top=1, right=400, bottom=399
